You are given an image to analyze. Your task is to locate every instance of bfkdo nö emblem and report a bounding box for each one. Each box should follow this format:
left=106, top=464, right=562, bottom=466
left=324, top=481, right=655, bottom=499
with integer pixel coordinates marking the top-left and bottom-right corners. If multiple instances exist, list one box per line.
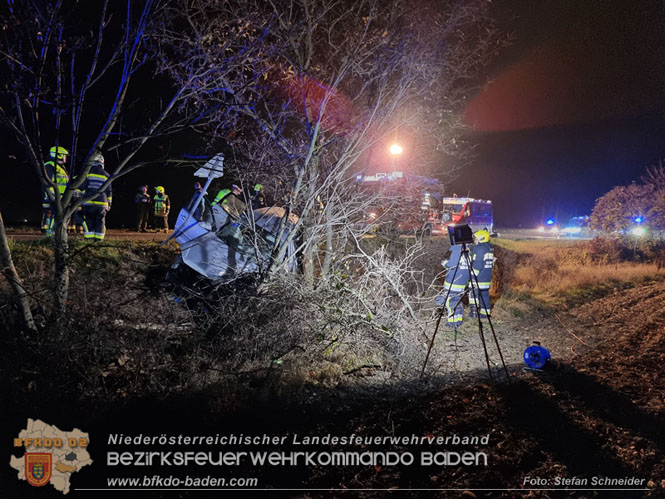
left=25, top=453, right=52, bottom=487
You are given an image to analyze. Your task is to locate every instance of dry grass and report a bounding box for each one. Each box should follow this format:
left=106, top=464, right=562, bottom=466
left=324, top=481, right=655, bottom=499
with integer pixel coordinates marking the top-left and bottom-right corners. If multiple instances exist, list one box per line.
left=514, top=261, right=664, bottom=296
left=493, top=238, right=665, bottom=307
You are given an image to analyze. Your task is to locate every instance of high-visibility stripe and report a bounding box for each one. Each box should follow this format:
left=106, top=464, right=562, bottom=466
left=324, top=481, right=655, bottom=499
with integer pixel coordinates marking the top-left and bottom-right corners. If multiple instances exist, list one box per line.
left=87, top=173, right=108, bottom=180
left=84, top=201, right=109, bottom=206
left=445, top=283, right=466, bottom=291
left=477, top=281, right=491, bottom=287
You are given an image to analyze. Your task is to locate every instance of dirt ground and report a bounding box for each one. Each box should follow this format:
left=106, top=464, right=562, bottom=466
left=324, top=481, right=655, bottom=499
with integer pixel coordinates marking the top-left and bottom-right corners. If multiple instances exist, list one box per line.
left=2, top=242, right=664, bottom=497
left=288, top=281, right=665, bottom=497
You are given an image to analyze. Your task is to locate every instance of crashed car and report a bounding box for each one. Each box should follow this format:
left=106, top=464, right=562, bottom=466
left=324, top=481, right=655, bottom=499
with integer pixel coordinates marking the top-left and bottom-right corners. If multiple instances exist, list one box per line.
left=168, top=156, right=299, bottom=282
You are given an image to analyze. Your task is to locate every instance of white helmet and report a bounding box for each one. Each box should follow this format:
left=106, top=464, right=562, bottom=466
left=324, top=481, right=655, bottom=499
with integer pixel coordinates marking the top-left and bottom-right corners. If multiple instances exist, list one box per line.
left=91, top=150, right=104, bottom=166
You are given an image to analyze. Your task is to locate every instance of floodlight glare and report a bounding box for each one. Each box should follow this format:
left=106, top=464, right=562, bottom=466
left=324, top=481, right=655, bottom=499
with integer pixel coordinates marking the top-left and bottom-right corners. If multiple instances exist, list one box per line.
left=389, top=143, right=403, bottom=155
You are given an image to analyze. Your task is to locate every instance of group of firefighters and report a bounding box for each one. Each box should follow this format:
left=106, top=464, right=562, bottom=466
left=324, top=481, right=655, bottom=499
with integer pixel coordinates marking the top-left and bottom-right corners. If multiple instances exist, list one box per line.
left=135, top=185, right=171, bottom=233
left=40, top=145, right=270, bottom=241
left=41, top=145, right=492, bottom=318
left=41, top=147, right=112, bottom=242
left=42, top=146, right=170, bottom=241
left=434, top=229, right=495, bottom=329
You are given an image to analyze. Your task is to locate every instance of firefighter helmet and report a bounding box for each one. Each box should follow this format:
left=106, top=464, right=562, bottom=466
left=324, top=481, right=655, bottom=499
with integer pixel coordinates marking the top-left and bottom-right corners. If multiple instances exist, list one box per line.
left=474, top=229, right=490, bottom=243
left=155, top=186, right=165, bottom=194
left=90, top=150, right=104, bottom=166
left=49, top=146, right=69, bottom=160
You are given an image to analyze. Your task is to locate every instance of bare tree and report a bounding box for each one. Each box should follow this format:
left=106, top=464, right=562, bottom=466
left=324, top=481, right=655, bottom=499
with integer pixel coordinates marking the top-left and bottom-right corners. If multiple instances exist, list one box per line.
left=155, top=0, right=500, bottom=283
left=0, top=0, right=249, bottom=317
left=0, top=209, right=36, bottom=331
left=642, top=160, right=665, bottom=191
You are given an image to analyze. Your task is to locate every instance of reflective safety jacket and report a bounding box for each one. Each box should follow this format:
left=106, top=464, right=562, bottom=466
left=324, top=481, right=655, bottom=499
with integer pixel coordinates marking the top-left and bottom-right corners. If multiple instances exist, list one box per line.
left=471, top=242, right=494, bottom=290
left=212, top=189, right=231, bottom=206
left=252, top=191, right=266, bottom=209
left=82, top=161, right=112, bottom=208
left=42, top=160, right=69, bottom=205
left=443, top=244, right=470, bottom=292
left=153, top=194, right=170, bottom=216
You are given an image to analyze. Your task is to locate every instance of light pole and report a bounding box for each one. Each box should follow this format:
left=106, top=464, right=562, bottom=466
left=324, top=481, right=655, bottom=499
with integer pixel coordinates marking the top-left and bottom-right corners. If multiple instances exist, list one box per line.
left=389, top=143, right=403, bottom=177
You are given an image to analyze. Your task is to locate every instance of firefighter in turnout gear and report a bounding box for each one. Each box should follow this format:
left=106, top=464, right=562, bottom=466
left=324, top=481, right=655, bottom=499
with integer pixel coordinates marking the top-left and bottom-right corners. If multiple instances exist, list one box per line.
left=153, top=186, right=171, bottom=232
left=41, top=146, right=70, bottom=235
left=435, top=244, right=470, bottom=329
left=252, top=183, right=266, bottom=210
left=469, top=229, right=494, bottom=319
left=81, top=151, right=112, bottom=241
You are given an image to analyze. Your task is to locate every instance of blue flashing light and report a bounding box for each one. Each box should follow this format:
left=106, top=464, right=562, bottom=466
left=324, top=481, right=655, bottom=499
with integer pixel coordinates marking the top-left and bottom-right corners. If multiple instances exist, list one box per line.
left=545, top=218, right=555, bottom=226
left=634, top=216, right=643, bottom=224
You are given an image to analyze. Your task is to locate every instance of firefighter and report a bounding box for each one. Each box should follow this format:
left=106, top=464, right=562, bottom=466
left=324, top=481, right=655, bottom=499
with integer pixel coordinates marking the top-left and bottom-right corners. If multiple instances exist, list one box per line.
left=211, top=188, right=231, bottom=207
left=135, top=185, right=151, bottom=232
left=81, top=151, right=112, bottom=242
left=434, top=244, right=470, bottom=329
left=41, top=146, right=70, bottom=236
left=469, top=229, right=494, bottom=319
left=224, top=184, right=247, bottom=218
left=252, top=183, right=266, bottom=210
left=153, top=186, right=171, bottom=232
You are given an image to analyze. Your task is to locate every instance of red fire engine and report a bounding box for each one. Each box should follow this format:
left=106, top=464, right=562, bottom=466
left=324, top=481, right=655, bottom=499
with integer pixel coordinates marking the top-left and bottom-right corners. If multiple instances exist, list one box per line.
left=355, top=172, right=493, bottom=235
left=435, top=197, right=493, bottom=234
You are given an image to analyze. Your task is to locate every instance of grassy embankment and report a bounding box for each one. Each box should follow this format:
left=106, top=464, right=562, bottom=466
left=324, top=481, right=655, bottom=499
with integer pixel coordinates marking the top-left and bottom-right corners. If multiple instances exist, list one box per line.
left=493, top=237, right=665, bottom=310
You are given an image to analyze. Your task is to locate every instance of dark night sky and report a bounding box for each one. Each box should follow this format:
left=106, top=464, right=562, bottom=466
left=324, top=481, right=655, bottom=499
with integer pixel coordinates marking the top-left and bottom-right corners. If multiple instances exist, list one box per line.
left=451, top=0, right=665, bottom=226
left=2, top=0, right=665, bottom=227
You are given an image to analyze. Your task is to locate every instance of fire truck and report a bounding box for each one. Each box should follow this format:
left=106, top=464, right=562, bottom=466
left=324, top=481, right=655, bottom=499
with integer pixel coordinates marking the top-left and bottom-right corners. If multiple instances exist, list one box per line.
left=435, top=197, right=494, bottom=234
left=355, top=172, right=493, bottom=236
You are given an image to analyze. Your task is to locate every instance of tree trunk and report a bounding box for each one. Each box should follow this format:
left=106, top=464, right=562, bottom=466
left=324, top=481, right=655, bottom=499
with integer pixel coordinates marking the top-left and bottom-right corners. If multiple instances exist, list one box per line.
left=53, top=214, right=70, bottom=318
left=302, top=219, right=316, bottom=286
left=0, top=210, right=37, bottom=332
left=320, top=202, right=334, bottom=278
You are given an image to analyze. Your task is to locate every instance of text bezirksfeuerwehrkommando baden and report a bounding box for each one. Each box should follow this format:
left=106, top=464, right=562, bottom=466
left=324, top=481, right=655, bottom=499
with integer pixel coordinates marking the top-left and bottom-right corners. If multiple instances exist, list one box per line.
left=106, top=433, right=491, bottom=467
